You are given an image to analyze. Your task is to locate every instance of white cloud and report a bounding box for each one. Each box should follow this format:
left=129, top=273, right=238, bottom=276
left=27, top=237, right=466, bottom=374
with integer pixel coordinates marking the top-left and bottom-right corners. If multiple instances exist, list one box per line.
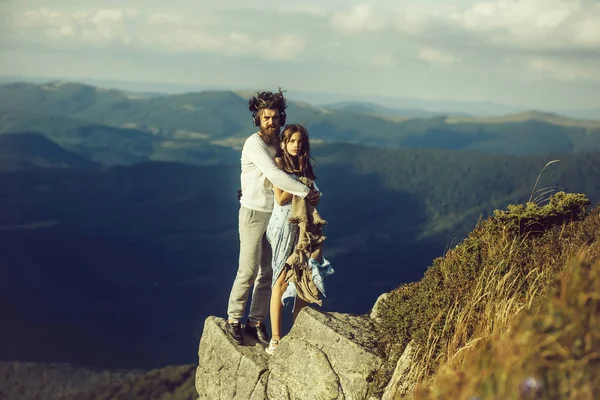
left=144, top=16, right=305, bottom=59
left=229, top=32, right=250, bottom=46
left=3, top=0, right=599, bottom=105
left=330, top=4, right=384, bottom=33
left=450, top=0, right=576, bottom=39
left=10, top=8, right=307, bottom=60
left=46, top=24, right=75, bottom=38
left=371, top=0, right=600, bottom=53
left=263, top=35, right=306, bottom=61
left=418, top=47, right=457, bottom=64
left=571, top=7, right=600, bottom=46
left=15, top=8, right=135, bottom=45
left=148, top=13, right=183, bottom=24
left=393, top=8, right=436, bottom=36
left=125, top=9, right=139, bottom=19
left=527, top=58, right=599, bottom=81
left=449, top=0, right=600, bottom=48
left=279, top=5, right=327, bottom=17
left=370, top=53, right=397, bottom=70
left=90, top=9, right=124, bottom=24
left=386, top=1, right=599, bottom=79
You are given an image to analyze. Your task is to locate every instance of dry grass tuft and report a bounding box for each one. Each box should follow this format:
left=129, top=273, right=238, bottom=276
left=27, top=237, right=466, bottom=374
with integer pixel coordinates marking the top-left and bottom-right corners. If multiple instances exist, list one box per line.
left=414, top=254, right=600, bottom=400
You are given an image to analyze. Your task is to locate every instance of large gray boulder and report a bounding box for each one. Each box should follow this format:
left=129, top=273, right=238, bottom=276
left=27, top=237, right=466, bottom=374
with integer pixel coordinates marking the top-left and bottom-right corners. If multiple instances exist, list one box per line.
left=268, top=307, right=383, bottom=400
left=196, top=307, right=384, bottom=400
left=196, top=317, right=270, bottom=399
left=369, top=292, right=390, bottom=321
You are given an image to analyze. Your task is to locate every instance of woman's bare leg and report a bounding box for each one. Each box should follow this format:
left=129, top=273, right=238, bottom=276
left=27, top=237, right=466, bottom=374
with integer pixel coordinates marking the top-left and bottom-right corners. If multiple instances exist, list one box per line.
left=269, top=271, right=288, bottom=341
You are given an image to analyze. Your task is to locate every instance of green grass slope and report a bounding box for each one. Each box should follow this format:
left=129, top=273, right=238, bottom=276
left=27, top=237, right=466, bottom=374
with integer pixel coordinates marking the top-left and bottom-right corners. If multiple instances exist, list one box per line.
left=375, top=192, right=600, bottom=399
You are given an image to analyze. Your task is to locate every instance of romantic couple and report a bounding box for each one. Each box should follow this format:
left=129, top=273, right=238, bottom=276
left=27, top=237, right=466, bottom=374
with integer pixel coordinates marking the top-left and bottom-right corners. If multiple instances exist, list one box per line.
left=225, top=89, right=334, bottom=355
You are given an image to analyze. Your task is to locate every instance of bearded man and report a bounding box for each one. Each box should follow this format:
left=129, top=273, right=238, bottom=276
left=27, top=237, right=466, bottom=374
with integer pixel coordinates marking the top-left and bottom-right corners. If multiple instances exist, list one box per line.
left=225, top=89, right=321, bottom=346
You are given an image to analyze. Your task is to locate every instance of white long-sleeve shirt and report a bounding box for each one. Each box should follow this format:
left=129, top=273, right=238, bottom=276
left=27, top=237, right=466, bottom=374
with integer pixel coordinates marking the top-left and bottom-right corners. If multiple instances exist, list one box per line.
left=240, top=133, right=310, bottom=212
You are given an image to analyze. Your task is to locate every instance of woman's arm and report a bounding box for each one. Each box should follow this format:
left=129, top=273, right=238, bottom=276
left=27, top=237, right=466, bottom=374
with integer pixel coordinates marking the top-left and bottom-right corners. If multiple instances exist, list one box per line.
left=274, top=186, right=293, bottom=205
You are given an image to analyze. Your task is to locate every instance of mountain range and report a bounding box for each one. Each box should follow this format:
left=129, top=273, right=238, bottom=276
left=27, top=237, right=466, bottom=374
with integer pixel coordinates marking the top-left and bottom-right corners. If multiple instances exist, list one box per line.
left=2, top=81, right=600, bottom=166
left=2, top=75, right=598, bottom=120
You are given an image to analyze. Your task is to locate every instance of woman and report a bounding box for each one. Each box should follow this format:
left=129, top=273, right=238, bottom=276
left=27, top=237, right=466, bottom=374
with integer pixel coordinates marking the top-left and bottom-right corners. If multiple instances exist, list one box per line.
left=265, top=123, right=332, bottom=355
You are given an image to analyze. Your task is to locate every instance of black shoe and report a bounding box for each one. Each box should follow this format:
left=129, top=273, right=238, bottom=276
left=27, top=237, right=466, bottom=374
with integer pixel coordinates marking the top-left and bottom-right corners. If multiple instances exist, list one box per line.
left=225, top=320, right=243, bottom=345
left=245, top=321, right=270, bottom=346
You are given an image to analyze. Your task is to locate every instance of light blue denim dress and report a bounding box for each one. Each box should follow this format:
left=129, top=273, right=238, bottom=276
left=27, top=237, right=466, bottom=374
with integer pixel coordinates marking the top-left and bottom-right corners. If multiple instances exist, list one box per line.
left=266, top=189, right=298, bottom=287
left=266, top=178, right=334, bottom=308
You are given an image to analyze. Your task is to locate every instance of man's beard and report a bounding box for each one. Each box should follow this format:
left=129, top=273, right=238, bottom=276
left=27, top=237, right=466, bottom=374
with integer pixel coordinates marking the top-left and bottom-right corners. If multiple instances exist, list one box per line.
left=259, top=126, right=280, bottom=146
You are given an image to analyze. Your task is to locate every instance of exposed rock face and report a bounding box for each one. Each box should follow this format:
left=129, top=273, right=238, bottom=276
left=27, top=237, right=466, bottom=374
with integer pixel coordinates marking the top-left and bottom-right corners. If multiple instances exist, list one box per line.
left=369, top=292, right=390, bottom=321
left=382, top=341, right=416, bottom=400
left=196, top=307, right=384, bottom=400
left=195, top=317, right=269, bottom=399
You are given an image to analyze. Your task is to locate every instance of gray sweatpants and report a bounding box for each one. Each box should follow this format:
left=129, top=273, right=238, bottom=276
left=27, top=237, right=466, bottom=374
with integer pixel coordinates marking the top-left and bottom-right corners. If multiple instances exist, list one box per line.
left=227, top=206, right=273, bottom=323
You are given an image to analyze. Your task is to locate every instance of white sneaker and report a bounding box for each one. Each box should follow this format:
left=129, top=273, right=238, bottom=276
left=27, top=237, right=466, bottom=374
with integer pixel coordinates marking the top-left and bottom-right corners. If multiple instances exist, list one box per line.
left=265, top=339, right=279, bottom=355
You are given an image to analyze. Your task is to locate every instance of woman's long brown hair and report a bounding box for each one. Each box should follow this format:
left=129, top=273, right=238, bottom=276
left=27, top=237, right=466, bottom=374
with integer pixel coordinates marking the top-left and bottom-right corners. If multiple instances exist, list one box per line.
left=279, top=123, right=316, bottom=180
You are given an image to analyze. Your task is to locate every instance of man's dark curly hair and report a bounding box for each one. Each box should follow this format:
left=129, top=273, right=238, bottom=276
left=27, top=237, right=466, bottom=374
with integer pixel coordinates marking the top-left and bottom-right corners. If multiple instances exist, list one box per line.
left=248, top=88, right=287, bottom=127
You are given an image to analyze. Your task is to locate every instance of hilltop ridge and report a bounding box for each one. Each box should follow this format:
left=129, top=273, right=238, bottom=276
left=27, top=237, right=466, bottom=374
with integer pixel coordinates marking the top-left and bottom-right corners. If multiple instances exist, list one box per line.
left=2, top=81, right=600, bottom=157
left=446, top=110, right=600, bottom=129
left=0, top=132, right=98, bottom=169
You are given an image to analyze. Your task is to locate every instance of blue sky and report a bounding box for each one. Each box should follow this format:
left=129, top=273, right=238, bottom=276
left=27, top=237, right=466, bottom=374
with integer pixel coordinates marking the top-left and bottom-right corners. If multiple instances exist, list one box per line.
left=0, top=0, right=599, bottom=110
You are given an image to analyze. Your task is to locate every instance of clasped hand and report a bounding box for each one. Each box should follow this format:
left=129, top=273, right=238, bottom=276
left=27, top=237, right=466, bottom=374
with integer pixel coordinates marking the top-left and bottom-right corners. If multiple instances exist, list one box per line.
left=307, top=188, right=321, bottom=206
